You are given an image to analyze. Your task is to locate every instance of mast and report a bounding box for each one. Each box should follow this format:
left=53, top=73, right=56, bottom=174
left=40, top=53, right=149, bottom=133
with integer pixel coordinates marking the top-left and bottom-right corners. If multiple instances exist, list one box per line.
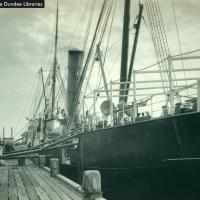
left=51, top=1, right=59, bottom=117
left=40, top=68, right=47, bottom=110
left=119, top=0, right=130, bottom=102
left=40, top=67, right=48, bottom=141
left=125, top=3, right=143, bottom=103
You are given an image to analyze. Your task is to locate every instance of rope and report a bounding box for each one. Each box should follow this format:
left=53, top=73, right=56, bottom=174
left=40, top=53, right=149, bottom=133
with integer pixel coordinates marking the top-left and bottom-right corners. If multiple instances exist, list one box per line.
left=171, top=0, right=188, bottom=93
left=33, top=73, right=51, bottom=119
left=82, top=0, right=97, bottom=52
left=32, top=75, right=43, bottom=118
left=172, top=48, right=200, bottom=57
left=13, top=124, right=27, bottom=138
left=67, top=0, right=108, bottom=128
left=101, top=0, right=117, bottom=79
left=145, top=0, right=179, bottom=95
left=99, top=0, right=114, bottom=45
left=145, top=0, right=168, bottom=93
left=68, top=0, right=90, bottom=47
left=13, top=74, right=38, bottom=133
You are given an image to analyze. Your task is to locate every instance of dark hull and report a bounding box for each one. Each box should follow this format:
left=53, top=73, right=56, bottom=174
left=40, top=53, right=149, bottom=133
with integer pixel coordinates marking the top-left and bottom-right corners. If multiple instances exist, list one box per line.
left=60, top=160, right=200, bottom=200
left=49, top=112, right=200, bottom=199
left=71, top=112, right=200, bottom=168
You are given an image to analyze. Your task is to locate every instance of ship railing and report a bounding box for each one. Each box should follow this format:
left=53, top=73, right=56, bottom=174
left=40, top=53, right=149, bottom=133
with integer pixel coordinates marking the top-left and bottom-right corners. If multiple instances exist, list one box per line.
left=82, top=78, right=200, bottom=130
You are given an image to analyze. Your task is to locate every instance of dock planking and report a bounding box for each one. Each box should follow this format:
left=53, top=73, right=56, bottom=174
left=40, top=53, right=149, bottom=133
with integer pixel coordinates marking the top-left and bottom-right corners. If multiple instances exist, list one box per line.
left=0, top=161, right=82, bottom=200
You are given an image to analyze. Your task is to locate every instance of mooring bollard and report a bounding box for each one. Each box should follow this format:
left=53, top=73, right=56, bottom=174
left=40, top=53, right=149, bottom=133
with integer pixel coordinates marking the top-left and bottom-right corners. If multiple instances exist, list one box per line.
left=39, top=155, right=46, bottom=168
left=0, top=146, right=5, bottom=166
left=18, top=158, right=25, bottom=166
left=33, top=157, right=39, bottom=165
left=50, top=158, right=59, bottom=177
left=82, top=170, right=105, bottom=200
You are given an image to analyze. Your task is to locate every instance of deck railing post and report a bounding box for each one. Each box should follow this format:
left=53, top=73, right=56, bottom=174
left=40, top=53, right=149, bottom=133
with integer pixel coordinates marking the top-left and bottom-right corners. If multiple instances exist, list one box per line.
left=50, top=158, right=60, bottom=177
left=122, top=103, right=125, bottom=125
left=110, top=81, right=114, bottom=127
left=197, top=79, right=200, bottom=112
left=0, top=146, right=4, bottom=166
left=82, top=170, right=105, bottom=200
left=82, top=97, right=85, bottom=132
left=33, top=157, right=39, bottom=165
left=39, top=155, right=46, bottom=168
left=133, top=70, right=137, bottom=121
left=93, top=90, right=96, bottom=130
left=18, top=158, right=25, bottom=166
left=150, top=96, right=153, bottom=117
left=168, top=55, right=174, bottom=115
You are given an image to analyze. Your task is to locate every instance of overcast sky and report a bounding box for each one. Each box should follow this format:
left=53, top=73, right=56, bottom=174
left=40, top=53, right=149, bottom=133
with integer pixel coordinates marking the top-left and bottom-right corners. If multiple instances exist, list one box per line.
left=0, top=0, right=200, bottom=138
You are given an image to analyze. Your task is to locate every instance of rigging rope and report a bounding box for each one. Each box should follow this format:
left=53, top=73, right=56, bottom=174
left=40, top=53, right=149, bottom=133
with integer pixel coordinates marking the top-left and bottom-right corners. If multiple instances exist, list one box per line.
left=32, top=74, right=41, bottom=118
left=33, top=73, right=51, bottom=119
left=172, top=48, right=200, bottom=57
left=145, top=0, right=181, bottom=100
left=171, top=0, right=188, bottom=93
left=145, top=0, right=169, bottom=92
left=13, top=124, right=28, bottom=138
left=67, top=0, right=108, bottom=129
left=13, top=74, right=38, bottom=133
left=68, top=0, right=90, bottom=47
left=98, top=0, right=117, bottom=88
left=83, top=0, right=97, bottom=52
left=99, top=0, right=114, bottom=45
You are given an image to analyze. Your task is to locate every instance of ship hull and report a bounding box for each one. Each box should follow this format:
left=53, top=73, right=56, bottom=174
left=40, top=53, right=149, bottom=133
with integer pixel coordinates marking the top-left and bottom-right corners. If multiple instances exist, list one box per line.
left=47, top=112, right=200, bottom=199
left=60, top=160, right=200, bottom=199
left=70, top=112, right=200, bottom=168
left=64, top=112, right=200, bottom=199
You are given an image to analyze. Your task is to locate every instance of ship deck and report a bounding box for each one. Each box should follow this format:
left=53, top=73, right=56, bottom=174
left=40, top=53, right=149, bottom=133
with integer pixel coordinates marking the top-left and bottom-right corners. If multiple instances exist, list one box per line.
left=0, top=160, right=82, bottom=200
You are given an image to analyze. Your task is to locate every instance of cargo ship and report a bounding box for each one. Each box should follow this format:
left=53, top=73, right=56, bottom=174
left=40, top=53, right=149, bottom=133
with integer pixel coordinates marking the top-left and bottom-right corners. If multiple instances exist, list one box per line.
left=5, top=0, right=200, bottom=199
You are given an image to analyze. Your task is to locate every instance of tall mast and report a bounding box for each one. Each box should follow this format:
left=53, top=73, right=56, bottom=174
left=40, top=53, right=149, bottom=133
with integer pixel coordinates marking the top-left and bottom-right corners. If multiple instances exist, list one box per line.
left=119, top=0, right=130, bottom=102
left=125, top=3, right=143, bottom=103
left=51, top=1, right=59, bottom=116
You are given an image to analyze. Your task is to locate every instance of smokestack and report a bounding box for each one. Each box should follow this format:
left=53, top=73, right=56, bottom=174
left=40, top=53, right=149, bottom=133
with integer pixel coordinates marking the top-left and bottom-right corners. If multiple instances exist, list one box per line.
left=11, top=127, right=13, bottom=140
left=3, top=127, right=5, bottom=140
left=67, top=49, right=84, bottom=119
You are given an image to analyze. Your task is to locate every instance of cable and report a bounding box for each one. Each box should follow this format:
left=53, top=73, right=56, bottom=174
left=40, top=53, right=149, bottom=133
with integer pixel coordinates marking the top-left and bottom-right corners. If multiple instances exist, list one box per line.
left=83, top=0, right=97, bottom=52
left=101, top=0, right=117, bottom=79
left=67, top=0, right=109, bottom=129
left=13, top=124, right=28, bottom=138
left=13, top=74, right=38, bottom=133
left=171, top=0, right=188, bottom=92
left=172, top=48, right=200, bottom=57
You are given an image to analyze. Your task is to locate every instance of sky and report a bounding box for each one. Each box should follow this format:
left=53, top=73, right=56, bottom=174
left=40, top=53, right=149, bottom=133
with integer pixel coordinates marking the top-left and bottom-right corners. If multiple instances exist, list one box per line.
left=0, top=0, right=200, bottom=138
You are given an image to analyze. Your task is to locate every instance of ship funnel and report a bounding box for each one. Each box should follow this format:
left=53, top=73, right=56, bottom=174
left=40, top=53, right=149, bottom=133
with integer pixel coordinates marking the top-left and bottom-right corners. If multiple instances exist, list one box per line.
left=67, top=49, right=84, bottom=121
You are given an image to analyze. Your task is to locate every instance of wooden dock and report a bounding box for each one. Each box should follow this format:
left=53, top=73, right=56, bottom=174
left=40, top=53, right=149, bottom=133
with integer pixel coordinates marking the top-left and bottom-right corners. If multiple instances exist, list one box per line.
left=0, top=159, right=105, bottom=200
left=0, top=163, right=82, bottom=200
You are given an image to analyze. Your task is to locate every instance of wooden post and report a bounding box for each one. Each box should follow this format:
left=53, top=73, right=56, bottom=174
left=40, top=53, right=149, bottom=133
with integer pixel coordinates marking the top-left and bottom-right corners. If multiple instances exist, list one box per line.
left=18, top=158, right=25, bottom=166
left=39, top=155, right=46, bottom=168
left=33, top=157, right=39, bottom=165
left=0, top=146, right=4, bottom=166
left=50, top=158, right=60, bottom=177
left=82, top=170, right=105, bottom=200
